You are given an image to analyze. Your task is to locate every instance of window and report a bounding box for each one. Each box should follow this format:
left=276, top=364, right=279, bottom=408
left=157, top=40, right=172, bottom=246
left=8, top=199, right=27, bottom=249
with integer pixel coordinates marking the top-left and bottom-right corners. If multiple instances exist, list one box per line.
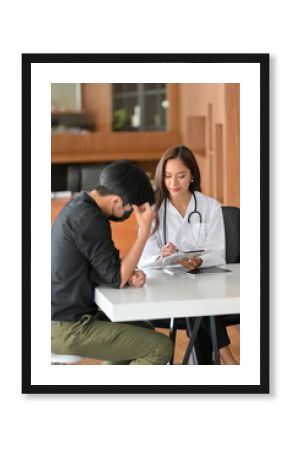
left=112, top=83, right=168, bottom=131
left=51, top=83, right=94, bottom=133
left=51, top=83, right=81, bottom=112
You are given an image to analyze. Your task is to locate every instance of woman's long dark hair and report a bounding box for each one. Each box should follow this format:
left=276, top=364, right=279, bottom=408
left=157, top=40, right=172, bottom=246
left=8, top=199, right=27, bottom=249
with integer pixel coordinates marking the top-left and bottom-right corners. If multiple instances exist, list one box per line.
left=153, top=145, right=201, bottom=231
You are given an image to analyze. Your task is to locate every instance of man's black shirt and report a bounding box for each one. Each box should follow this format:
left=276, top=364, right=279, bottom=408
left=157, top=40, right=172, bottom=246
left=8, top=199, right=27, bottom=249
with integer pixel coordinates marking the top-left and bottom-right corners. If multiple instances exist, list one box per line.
left=51, top=192, right=121, bottom=321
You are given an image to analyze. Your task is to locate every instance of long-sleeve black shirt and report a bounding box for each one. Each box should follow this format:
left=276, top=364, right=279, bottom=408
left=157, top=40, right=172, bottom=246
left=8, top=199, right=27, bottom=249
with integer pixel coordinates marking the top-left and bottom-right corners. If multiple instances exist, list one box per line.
left=51, top=191, right=121, bottom=321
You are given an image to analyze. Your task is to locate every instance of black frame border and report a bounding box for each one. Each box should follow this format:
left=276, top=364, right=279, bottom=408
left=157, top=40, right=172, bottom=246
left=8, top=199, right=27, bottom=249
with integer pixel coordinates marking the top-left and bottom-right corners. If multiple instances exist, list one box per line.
left=22, top=53, right=269, bottom=394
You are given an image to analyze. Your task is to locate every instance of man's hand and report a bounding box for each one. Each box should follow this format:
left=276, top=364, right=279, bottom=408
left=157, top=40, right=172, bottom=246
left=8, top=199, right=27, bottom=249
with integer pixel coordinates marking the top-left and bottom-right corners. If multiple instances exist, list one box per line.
left=127, top=269, right=146, bottom=288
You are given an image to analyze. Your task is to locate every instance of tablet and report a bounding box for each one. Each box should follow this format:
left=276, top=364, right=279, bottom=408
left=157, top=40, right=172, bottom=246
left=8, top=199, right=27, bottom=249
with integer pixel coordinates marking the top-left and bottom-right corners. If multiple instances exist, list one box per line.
left=163, top=265, right=232, bottom=276
left=141, top=250, right=205, bottom=269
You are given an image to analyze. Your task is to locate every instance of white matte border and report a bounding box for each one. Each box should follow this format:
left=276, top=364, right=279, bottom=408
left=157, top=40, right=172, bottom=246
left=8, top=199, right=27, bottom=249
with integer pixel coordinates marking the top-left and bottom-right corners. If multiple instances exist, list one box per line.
left=30, top=61, right=260, bottom=387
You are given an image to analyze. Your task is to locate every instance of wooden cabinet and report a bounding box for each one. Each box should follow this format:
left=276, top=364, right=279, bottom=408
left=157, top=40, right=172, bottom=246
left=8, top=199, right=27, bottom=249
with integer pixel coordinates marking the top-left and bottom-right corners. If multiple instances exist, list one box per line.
left=51, top=130, right=180, bottom=163
left=51, top=84, right=181, bottom=164
left=51, top=83, right=240, bottom=207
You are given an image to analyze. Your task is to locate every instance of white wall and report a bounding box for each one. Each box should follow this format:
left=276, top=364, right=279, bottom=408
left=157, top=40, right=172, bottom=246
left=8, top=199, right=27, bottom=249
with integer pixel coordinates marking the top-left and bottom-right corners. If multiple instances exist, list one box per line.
left=0, top=2, right=286, bottom=450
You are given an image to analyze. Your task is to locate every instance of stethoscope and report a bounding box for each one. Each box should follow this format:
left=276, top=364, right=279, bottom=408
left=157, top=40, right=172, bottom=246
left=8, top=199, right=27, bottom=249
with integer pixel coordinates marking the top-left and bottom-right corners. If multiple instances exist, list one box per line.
left=162, top=190, right=202, bottom=245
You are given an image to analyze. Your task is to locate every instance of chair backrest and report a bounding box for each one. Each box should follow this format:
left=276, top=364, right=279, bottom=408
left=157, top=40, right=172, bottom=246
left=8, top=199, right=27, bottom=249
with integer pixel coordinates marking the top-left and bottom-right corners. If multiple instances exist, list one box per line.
left=221, top=206, right=240, bottom=263
left=67, top=164, right=81, bottom=192
left=67, top=164, right=108, bottom=192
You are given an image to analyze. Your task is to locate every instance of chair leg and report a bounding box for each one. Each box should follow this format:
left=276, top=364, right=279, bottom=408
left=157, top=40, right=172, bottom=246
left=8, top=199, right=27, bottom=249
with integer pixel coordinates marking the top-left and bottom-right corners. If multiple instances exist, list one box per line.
left=209, top=316, right=221, bottom=365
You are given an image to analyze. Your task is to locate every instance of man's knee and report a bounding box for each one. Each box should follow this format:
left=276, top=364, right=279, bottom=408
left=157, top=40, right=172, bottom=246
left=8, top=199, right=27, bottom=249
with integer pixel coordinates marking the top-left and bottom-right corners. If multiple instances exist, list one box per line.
left=155, top=332, right=173, bottom=364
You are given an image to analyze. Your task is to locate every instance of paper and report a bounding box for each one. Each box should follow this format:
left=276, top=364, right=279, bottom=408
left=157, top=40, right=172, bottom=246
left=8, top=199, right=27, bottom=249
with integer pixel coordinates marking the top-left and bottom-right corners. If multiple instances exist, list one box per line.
left=163, top=266, right=195, bottom=277
left=141, top=250, right=205, bottom=269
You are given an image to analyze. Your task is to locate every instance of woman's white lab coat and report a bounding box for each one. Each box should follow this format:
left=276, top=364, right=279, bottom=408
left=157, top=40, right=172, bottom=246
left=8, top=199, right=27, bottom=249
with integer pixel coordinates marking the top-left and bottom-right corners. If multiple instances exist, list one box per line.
left=139, top=191, right=225, bottom=268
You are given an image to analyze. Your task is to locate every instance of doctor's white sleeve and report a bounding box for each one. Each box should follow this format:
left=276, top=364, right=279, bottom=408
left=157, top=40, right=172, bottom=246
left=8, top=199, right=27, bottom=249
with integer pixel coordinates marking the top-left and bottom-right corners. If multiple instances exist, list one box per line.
left=138, top=231, right=162, bottom=268
left=201, top=202, right=226, bottom=268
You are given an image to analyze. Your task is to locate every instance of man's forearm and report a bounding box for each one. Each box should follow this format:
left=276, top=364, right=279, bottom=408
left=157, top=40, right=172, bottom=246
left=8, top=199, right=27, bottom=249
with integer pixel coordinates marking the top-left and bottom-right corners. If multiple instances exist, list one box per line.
left=119, top=233, right=149, bottom=288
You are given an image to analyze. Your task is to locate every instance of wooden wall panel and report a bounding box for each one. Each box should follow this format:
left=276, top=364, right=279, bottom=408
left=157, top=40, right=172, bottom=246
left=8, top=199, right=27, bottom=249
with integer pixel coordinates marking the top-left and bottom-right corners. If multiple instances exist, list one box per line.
left=168, top=83, right=180, bottom=133
left=82, top=84, right=111, bottom=132
left=224, top=84, right=240, bottom=206
left=186, top=116, right=206, bottom=155
left=205, top=103, right=214, bottom=197
left=111, top=215, right=137, bottom=258
left=215, top=123, right=224, bottom=203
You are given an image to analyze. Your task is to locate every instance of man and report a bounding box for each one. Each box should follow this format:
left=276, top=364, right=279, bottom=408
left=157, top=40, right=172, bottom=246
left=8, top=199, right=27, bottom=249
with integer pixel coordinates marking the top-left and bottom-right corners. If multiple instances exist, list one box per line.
left=51, top=160, right=173, bottom=365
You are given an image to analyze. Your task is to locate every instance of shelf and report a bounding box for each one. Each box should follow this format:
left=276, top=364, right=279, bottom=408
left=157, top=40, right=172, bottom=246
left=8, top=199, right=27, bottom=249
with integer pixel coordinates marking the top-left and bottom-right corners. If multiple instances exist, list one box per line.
left=51, top=130, right=181, bottom=163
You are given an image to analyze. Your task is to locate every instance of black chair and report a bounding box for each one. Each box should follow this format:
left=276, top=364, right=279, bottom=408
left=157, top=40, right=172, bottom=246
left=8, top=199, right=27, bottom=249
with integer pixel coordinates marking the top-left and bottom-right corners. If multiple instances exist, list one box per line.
left=222, top=206, right=240, bottom=264
left=220, top=206, right=240, bottom=327
left=67, top=163, right=108, bottom=192
left=149, top=205, right=240, bottom=364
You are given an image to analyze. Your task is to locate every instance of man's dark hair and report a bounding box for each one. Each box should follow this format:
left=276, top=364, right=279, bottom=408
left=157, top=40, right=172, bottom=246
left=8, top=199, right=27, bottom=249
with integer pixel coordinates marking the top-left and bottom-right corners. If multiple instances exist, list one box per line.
left=97, top=160, right=155, bottom=205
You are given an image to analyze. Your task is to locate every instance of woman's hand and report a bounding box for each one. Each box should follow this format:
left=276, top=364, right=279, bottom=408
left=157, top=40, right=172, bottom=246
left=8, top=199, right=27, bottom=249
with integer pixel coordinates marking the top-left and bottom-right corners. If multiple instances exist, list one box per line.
left=177, top=256, right=202, bottom=271
left=160, top=241, right=178, bottom=258
left=127, top=269, right=146, bottom=288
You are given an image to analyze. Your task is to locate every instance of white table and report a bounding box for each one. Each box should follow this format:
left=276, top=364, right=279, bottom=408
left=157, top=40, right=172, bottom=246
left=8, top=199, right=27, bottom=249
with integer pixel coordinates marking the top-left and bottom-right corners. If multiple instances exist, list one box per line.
left=95, top=264, right=240, bottom=322
left=95, top=264, right=240, bottom=364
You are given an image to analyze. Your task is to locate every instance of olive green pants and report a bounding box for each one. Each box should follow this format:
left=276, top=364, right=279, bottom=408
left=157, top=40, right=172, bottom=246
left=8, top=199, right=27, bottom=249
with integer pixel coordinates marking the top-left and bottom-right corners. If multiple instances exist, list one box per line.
left=51, top=314, right=173, bottom=365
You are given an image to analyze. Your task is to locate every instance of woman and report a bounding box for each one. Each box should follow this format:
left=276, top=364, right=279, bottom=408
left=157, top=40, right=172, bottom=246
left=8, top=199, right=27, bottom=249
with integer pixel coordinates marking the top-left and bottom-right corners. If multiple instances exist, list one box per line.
left=139, top=145, right=238, bottom=365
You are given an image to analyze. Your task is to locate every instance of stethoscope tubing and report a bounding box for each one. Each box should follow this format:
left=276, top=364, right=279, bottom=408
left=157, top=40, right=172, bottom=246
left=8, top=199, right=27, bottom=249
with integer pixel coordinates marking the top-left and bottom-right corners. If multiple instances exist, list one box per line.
left=163, top=191, right=202, bottom=245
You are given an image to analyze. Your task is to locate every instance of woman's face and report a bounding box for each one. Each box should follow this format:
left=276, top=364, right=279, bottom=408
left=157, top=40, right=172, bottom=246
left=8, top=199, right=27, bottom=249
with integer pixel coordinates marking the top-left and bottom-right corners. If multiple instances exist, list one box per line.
left=164, top=158, right=192, bottom=199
